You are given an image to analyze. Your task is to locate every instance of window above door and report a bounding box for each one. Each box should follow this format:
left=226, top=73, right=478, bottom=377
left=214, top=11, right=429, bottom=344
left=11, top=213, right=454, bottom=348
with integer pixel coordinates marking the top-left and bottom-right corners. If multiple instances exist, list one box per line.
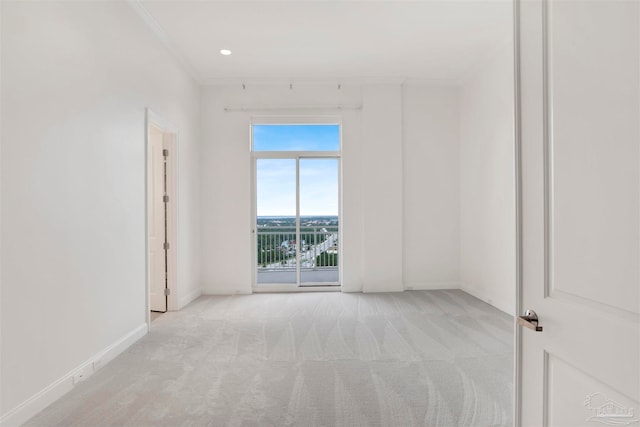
left=251, top=119, right=341, bottom=153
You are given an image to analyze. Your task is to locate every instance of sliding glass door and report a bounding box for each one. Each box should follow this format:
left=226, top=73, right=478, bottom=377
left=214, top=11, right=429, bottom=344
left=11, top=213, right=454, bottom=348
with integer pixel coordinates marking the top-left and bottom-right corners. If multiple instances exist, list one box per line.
left=252, top=122, right=341, bottom=288
left=255, top=158, right=297, bottom=284
left=299, top=158, right=339, bottom=285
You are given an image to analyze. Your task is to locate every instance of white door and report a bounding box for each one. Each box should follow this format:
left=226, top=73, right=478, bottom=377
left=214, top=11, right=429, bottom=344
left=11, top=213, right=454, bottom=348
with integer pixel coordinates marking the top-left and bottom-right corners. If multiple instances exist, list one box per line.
left=149, top=125, right=167, bottom=312
left=517, top=0, right=639, bottom=426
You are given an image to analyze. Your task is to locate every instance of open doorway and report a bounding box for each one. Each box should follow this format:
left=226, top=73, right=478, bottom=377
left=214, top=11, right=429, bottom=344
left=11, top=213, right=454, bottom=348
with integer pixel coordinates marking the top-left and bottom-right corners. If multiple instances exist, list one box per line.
left=146, top=110, right=177, bottom=322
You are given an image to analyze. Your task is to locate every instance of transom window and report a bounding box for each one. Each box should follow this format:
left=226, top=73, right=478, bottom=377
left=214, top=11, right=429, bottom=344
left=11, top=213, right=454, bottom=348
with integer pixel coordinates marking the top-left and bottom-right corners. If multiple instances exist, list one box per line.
left=252, top=124, right=340, bottom=152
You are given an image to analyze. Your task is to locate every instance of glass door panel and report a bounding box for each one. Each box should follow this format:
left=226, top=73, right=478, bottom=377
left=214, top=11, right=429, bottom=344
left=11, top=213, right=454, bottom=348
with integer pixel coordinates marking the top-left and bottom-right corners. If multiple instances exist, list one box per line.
left=299, top=158, right=339, bottom=285
left=256, top=159, right=297, bottom=284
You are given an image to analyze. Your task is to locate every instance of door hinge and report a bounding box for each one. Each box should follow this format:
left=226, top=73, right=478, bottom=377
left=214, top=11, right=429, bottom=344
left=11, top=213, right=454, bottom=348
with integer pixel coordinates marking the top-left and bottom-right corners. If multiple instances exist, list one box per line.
left=163, top=242, right=170, bottom=250
left=164, top=288, right=171, bottom=296
left=163, top=194, right=170, bottom=203
left=163, top=149, right=169, bottom=157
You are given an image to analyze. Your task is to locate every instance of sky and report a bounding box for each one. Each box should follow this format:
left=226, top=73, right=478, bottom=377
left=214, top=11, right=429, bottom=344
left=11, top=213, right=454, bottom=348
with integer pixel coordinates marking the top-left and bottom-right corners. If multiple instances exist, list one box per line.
left=253, top=124, right=339, bottom=152
left=255, top=125, right=339, bottom=217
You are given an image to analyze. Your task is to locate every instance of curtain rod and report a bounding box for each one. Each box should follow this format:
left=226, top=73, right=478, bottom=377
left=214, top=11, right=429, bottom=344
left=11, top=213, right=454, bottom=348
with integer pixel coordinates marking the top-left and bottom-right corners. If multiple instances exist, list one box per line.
left=223, top=104, right=362, bottom=112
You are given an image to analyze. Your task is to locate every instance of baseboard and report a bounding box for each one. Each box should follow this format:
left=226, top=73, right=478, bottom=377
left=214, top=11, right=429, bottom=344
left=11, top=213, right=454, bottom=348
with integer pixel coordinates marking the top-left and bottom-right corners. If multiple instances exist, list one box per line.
left=202, top=285, right=252, bottom=295
left=340, top=286, right=362, bottom=293
left=203, top=290, right=252, bottom=296
left=252, top=285, right=340, bottom=293
left=459, top=284, right=514, bottom=316
left=0, top=323, right=148, bottom=427
left=178, top=287, right=202, bottom=310
left=403, top=281, right=461, bottom=291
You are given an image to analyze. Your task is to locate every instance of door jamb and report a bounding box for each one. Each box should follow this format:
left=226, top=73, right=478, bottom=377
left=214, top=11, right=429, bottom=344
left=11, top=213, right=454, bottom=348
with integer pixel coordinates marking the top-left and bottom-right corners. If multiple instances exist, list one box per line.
left=513, top=0, right=524, bottom=425
left=145, top=108, right=178, bottom=330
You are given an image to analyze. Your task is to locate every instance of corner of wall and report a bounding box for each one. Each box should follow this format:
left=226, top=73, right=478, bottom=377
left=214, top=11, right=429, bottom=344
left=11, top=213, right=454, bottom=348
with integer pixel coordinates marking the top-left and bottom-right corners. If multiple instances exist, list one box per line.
left=178, top=287, right=202, bottom=310
left=459, top=282, right=515, bottom=317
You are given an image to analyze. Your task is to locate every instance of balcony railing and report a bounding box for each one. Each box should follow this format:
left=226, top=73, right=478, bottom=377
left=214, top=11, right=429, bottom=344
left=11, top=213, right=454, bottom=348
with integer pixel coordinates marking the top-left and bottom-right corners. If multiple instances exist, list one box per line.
left=256, top=226, right=338, bottom=284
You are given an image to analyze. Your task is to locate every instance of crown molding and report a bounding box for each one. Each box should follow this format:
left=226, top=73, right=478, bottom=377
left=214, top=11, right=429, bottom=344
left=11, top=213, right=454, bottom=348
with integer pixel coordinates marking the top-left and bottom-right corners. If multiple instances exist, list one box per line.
left=203, top=76, right=417, bottom=87
left=203, top=78, right=361, bottom=87
left=127, top=0, right=203, bottom=85
left=203, top=76, right=465, bottom=88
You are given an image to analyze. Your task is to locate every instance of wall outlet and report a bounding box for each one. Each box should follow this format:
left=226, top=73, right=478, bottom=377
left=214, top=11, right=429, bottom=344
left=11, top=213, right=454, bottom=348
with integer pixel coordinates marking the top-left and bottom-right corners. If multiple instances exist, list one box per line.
left=72, top=364, right=93, bottom=385
left=72, top=372, right=85, bottom=385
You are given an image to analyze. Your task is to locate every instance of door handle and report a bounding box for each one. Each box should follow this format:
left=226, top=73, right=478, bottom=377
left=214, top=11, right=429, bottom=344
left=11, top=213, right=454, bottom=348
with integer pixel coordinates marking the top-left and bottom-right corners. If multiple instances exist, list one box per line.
left=517, top=309, right=543, bottom=332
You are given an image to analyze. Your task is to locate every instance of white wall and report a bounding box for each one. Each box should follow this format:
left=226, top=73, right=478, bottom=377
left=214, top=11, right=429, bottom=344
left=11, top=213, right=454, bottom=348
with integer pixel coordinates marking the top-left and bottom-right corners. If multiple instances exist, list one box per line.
left=0, top=0, right=515, bottom=421
left=200, top=83, right=366, bottom=293
left=0, top=2, right=201, bottom=424
left=402, top=85, right=460, bottom=290
left=361, top=85, right=404, bottom=292
left=200, top=82, right=462, bottom=294
left=459, top=44, right=515, bottom=315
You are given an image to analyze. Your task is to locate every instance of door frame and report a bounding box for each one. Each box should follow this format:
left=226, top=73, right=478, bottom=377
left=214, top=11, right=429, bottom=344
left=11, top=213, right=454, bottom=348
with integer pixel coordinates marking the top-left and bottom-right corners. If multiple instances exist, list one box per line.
left=145, top=108, right=178, bottom=328
left=250, top=117, right=343, bottom=292
left=513, top=0, right=524, bottom=425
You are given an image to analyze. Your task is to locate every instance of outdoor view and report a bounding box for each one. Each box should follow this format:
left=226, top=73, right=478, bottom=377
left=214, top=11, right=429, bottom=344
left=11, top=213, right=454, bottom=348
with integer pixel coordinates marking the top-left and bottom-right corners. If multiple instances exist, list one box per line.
left=254, top=124, right=340, bottom=285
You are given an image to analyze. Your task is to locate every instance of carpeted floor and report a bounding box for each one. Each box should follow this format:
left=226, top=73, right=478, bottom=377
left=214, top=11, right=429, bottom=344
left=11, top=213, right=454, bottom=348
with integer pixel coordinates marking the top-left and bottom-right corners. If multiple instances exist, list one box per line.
left=25, top=290, right=514, bottom=427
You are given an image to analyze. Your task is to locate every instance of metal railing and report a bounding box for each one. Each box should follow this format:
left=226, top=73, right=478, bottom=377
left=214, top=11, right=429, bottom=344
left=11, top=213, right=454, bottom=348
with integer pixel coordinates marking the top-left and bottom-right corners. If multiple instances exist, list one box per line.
left=256, top=226, right=338, bottom=271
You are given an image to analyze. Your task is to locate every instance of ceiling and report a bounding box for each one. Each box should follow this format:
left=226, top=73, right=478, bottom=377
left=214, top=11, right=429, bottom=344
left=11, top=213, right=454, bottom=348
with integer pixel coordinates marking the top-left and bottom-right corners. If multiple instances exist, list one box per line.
left=137, top=1, right=513, bottom=85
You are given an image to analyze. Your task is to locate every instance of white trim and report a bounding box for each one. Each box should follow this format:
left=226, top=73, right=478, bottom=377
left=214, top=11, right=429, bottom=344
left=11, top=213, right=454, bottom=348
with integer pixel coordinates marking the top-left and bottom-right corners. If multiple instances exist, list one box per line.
left=0, top=324, right=147, bottom=427
left=251, top=120, right=343, bottom=291
left=145, top=111, right=151, bottom=329
left=205, top=77, right=406, bottom=87
left=146, top=109, right=178, bottom=135
left=337, top=124, right=344, bottom=287
left=513, top=0, right=524, bottom=425
left=0, top=2, right=4, bottom=418
left=207, top=77, right=463, bottom=89
left=165, top=133, right=178, bottom=313
left=250, top=150, right=257, bottom=290
left=178, top=287, right=202, bottom=310
left=206, top=78, right=355, bottom=87
left=225, top=105, right=362, bottom=113
left=127, top=0, right=203, bottom=85
left=542, top=0, right=553, bottom=301
left=145, top=109, right=179, bottom=324
left=252, top=285, right=340, bottom=293
left=251, top=116, right=343, bottom=125
left=296, top=158, right=301, bottom=284
left=251, top=151, right=341, bottom=159
left=203, top=288, right=252, bottom=296
left=542, top=351, right=550, bottom=427
left=403, top=281, right=461, bottom=291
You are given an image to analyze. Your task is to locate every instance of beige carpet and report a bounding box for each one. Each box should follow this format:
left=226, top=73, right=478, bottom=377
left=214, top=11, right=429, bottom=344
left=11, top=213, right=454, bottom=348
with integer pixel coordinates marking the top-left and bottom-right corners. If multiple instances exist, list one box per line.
left=26, top=290, right=513, bottom=427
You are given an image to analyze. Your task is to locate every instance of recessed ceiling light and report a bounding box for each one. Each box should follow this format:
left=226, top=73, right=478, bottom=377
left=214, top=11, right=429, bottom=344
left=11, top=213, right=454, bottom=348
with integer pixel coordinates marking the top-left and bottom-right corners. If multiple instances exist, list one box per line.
left=220, top=49, right=232, bottom=56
